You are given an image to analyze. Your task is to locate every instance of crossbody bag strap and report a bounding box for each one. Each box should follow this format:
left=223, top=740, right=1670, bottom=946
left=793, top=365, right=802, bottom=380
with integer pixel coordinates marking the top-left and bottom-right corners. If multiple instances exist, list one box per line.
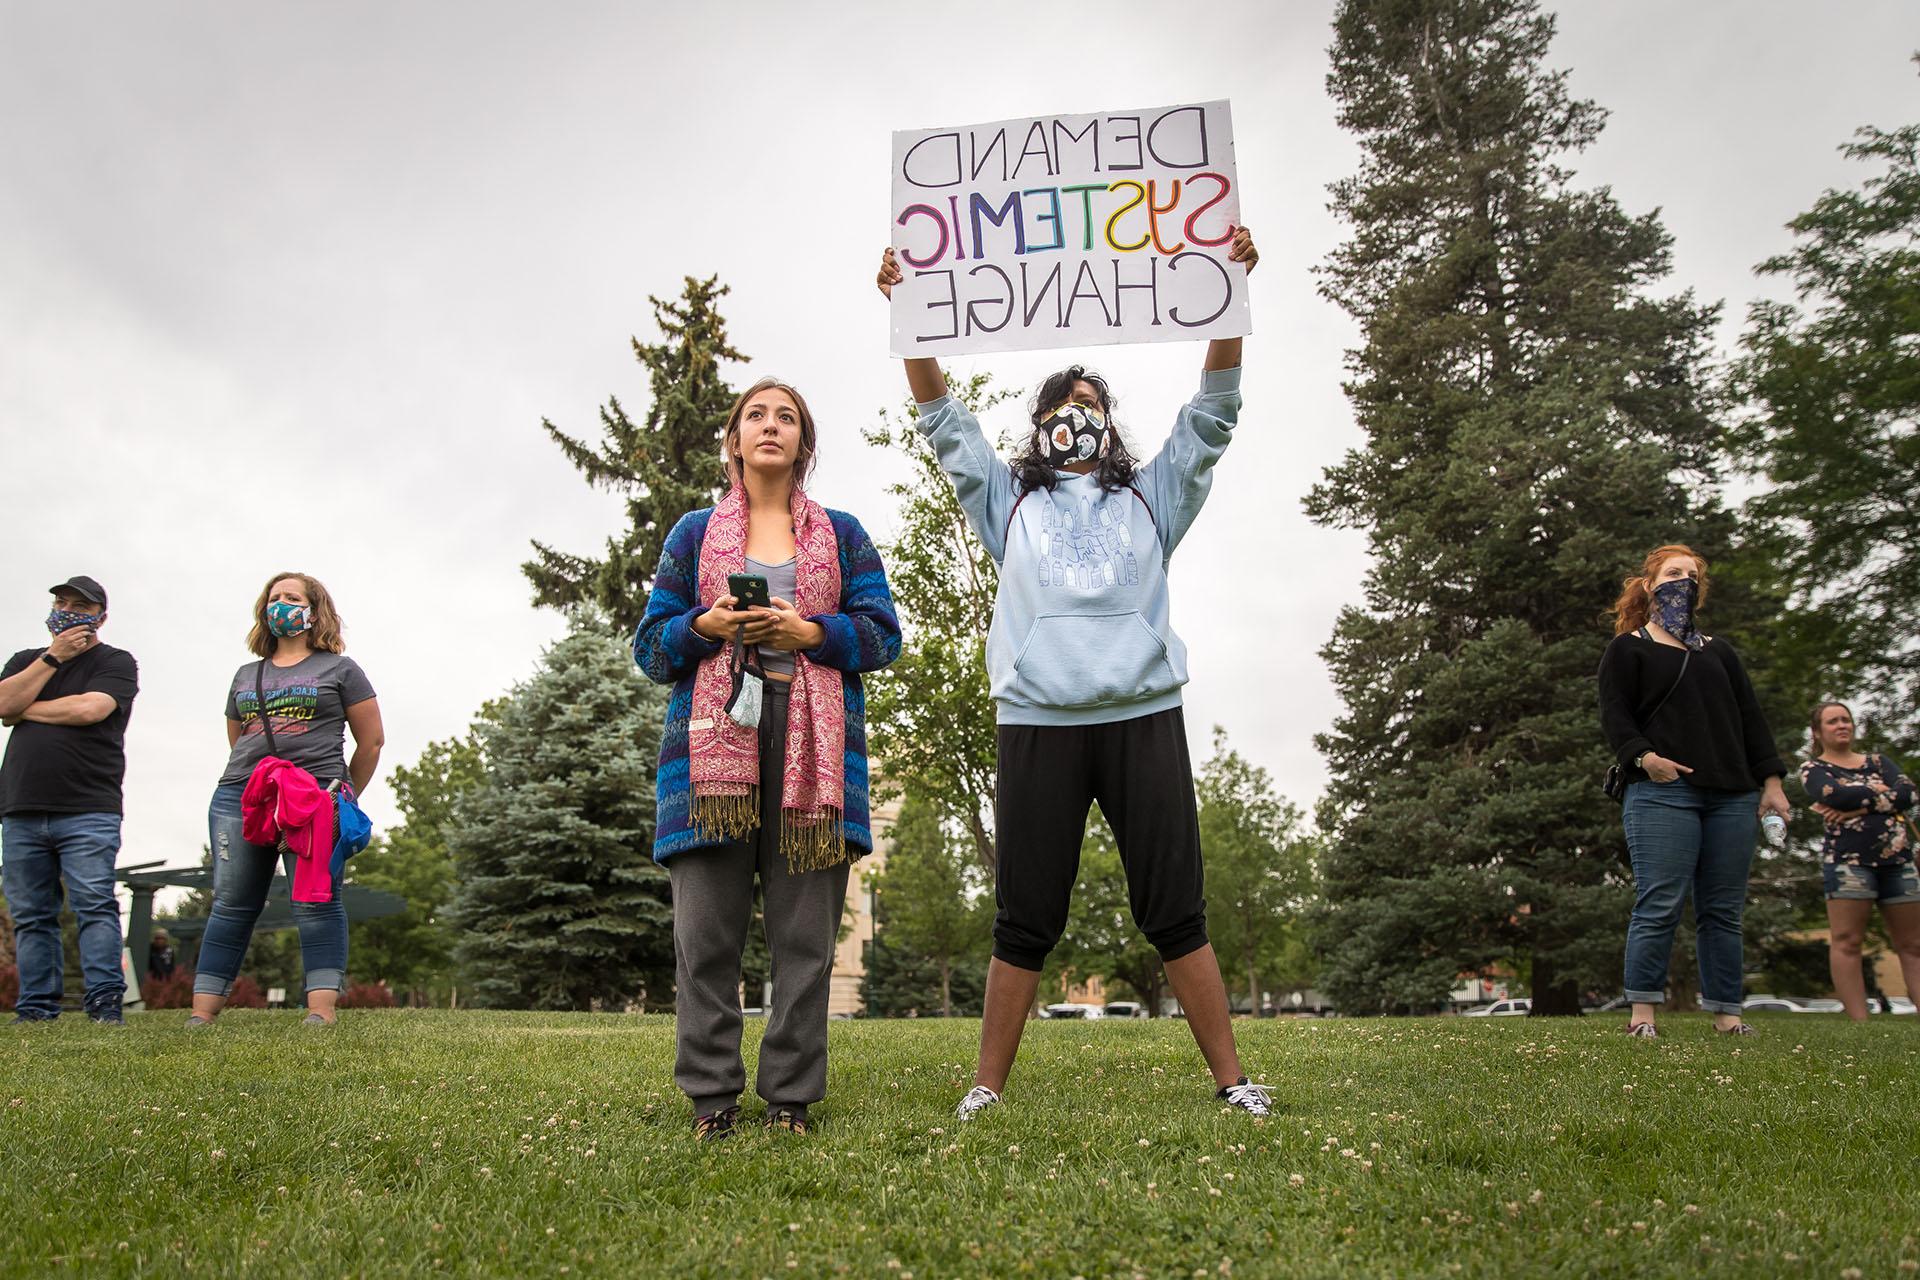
left=1636, top=627, right=1691, bottom=733
left=253, top=659, right=280, bottom=757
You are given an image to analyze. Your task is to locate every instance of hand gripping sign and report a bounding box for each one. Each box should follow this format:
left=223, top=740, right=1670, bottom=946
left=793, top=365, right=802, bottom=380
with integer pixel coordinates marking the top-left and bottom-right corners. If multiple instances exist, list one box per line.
left=889, top=100, right=1249, bottom=357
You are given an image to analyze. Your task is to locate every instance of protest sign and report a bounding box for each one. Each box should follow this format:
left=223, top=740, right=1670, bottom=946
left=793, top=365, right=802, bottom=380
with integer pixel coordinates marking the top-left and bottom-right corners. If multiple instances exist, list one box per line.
left=889, top=100, right=1248, bottom=357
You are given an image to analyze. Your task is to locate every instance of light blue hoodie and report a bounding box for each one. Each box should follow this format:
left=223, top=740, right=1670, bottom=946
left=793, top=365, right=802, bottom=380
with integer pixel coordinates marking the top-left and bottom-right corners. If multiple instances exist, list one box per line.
left=914, top=366, right=1241, bottom=727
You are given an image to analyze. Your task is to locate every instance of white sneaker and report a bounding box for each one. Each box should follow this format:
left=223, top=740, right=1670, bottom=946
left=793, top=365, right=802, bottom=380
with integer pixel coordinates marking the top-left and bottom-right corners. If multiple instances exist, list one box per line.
left=955, top=1084, right=1001, bottom=1121
left=1216, top=1077, right=1272, bottom=1116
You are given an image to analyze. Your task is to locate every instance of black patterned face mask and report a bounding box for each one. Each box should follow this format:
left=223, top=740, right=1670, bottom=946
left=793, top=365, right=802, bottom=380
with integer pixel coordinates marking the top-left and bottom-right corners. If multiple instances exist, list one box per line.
left=1035, top=402, right=1113, bottom=468
left=46, top=607, right=99, bottom=636
left=1650, top=577, right=1705, bottom=650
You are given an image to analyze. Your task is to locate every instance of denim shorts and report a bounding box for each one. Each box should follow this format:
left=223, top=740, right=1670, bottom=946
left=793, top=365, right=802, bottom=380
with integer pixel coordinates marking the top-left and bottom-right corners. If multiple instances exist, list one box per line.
left=1823, top=858, right=1920, bottom=904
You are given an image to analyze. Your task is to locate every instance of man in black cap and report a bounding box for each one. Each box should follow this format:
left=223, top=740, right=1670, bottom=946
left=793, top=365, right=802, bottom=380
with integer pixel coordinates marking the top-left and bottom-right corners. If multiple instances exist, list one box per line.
left=0, top=576, right=140, bottom=1024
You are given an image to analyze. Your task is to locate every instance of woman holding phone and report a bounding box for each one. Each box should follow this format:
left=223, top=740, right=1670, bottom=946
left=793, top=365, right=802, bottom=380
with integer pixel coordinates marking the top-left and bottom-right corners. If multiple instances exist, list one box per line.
left=635, top=377, right=900, bottom=1139
left=876, top=229, right=1272, bottom=1121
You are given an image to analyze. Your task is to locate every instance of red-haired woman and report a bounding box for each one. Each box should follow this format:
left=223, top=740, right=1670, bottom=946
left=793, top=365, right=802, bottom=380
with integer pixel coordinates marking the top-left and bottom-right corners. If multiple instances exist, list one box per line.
left=1801, top=702, right=1920, bottom=1020
left=190, top=572, right=383, bottom=1026
left=1598, top=544, right=1788, bottom=1037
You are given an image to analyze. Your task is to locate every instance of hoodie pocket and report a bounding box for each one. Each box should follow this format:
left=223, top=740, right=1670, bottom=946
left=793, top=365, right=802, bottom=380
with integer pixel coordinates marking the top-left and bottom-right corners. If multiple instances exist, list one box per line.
left=1008, top=612, right=1174, bottom=710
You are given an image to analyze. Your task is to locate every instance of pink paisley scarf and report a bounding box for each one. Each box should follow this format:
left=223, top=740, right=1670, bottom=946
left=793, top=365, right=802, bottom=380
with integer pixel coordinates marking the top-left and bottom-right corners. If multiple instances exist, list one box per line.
left=689, top=482, right=847, bottom=871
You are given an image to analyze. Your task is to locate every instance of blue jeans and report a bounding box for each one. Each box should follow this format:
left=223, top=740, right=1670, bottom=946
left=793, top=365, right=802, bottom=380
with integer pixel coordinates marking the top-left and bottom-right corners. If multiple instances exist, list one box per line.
left=1621, top=779, right=1759, bottom=1015
left=193, top=784, right=346, bottom=997
left=1, top=812, right=126, bottom=1018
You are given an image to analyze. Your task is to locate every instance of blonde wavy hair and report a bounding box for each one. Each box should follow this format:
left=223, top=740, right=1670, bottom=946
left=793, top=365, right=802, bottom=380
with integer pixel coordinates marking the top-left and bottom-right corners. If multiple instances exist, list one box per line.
left=247, top=571, right=346, bottom=658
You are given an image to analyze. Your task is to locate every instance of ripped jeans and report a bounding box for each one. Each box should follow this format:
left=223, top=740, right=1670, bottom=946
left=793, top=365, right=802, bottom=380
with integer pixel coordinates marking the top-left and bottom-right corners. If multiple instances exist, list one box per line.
left=192, top=782, right=347, bottom=997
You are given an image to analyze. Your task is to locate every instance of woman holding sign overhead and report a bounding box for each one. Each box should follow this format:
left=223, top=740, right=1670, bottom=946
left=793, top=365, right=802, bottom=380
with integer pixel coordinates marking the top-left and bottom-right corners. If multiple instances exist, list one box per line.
left=634, top=378, right=900, bottom=1140
left=877, top=227, right=1270, bottom=1121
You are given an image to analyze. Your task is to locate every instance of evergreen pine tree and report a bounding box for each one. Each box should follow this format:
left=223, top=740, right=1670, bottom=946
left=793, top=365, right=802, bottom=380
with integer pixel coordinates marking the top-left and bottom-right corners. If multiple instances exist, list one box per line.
left=524, top=275, right=745, bottom=633
left=448, top=618, right=672, bottom=1009
left=347, top=718, right=492, bottom=1005
left=1310, top=0, right=1739, bottom=1015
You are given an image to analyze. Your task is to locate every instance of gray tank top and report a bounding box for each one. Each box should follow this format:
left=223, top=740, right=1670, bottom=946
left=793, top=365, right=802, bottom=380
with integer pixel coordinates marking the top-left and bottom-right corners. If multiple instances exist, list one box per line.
left=746, top=554, right=798, bottom=677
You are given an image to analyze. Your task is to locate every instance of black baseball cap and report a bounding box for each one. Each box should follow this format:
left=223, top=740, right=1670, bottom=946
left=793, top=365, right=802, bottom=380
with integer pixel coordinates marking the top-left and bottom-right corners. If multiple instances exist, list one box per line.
left=47, top=575, right=108, bottom=607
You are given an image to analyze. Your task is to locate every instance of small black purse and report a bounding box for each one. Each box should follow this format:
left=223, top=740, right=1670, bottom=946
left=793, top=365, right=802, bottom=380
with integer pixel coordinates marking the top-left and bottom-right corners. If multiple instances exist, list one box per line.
left=1603, top=630, right=1690, bottom=802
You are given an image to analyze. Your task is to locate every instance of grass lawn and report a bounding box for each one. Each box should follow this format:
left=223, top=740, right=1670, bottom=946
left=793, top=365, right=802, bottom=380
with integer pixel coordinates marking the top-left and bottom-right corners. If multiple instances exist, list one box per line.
left=2, top=1010, right=1916, bottom=1278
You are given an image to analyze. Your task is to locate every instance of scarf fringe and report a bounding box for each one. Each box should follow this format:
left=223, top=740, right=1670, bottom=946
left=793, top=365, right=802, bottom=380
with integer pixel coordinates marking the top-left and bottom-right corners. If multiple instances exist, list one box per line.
left=692, top=789, right=760, bottom=843
left=692, top=794, right=847, bottom=874
left=780, top=808, right=847, bottom=875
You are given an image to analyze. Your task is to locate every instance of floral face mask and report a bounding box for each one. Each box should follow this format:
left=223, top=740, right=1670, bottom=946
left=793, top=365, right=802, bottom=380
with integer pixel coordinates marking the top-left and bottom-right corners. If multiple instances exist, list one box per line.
left=1650, top=577, right=1704, bottom=650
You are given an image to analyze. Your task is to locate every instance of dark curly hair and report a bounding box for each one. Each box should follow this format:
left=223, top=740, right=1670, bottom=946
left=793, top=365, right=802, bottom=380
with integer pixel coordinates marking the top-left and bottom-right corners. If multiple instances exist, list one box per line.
left=1010, top=365, right=1139, bottom=494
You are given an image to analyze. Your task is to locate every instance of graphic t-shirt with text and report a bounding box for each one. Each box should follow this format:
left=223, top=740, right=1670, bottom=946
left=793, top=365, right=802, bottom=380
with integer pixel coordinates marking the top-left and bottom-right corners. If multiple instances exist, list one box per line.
left=219, top=651, right=376, bottom=787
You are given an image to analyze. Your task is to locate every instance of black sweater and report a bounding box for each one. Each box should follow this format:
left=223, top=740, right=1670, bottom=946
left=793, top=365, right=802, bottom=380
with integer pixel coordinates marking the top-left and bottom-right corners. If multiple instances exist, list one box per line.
left=1596, top=632, right=1786, bottom=793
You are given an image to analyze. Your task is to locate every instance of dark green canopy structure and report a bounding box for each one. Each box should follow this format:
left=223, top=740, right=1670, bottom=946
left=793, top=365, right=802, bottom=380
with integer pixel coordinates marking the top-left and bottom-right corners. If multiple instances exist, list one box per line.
left=117, top=861, right=405, bottom=982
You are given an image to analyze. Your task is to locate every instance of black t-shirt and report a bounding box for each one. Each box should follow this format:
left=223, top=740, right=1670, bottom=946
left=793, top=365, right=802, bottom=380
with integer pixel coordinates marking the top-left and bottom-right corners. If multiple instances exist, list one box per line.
left=0, top=643, right=140, bottom=816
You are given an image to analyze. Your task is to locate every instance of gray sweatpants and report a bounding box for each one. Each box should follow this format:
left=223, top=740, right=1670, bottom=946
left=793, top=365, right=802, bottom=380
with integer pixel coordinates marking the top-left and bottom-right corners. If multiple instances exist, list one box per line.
left=669, top=684, right=850, bottom=1116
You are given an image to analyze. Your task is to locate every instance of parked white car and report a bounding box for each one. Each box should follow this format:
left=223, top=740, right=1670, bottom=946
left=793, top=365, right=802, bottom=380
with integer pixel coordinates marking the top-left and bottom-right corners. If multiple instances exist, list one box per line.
left=1040, top=1003, right=1104, bottom=1019
left=1102, top=1001, right=1149, bottom=1019
left=1741, top=995, right=1825, bottom=1013
left=1463, top=998, right=1531, bottom=1017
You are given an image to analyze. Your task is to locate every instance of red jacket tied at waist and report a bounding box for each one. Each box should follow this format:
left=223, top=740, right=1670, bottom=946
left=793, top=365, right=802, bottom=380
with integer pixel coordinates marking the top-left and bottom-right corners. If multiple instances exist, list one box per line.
left=241, top=757, right=337, bottom=904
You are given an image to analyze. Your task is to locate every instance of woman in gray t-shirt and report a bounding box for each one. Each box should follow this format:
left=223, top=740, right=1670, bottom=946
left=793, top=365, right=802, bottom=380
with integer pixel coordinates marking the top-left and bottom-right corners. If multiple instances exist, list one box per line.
left=188, top=571, right=383, bottom=1028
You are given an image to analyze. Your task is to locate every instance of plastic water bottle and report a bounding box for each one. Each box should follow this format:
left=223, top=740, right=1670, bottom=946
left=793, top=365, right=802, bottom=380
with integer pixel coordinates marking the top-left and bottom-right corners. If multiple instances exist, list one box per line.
left=1761, top=813, right=1787, bottom=847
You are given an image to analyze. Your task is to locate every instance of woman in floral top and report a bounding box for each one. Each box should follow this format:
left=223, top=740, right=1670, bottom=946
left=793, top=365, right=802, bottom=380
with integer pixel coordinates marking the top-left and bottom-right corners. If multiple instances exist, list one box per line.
left=1799, top=701, right=1920, bottom=1020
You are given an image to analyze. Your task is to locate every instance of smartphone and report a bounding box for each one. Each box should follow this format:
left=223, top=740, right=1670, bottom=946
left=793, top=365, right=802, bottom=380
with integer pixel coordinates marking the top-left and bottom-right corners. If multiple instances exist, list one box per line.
left=727, top=573, right=771, bottom=610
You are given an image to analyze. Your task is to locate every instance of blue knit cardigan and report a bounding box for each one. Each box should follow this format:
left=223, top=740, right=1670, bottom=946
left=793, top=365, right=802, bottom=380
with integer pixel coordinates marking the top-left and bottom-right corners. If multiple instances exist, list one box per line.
left=634, top=506, right=901, bottom=864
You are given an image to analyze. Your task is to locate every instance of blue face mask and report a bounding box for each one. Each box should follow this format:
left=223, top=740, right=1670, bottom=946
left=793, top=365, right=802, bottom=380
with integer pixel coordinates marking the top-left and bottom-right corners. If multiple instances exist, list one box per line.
left=46, top=607, right=100, bottom=636
left=265, top=601, right=313, bottom=638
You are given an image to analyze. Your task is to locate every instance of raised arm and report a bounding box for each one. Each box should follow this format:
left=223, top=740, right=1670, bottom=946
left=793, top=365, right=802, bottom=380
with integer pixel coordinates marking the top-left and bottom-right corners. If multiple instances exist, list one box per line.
left=0, top=626, right=97, bottom=720
left=879, top=247, right=950, bottom=402
left=877, top=245, right=1014, bottom=562
left=1202, top=226, right=1259, bottom=373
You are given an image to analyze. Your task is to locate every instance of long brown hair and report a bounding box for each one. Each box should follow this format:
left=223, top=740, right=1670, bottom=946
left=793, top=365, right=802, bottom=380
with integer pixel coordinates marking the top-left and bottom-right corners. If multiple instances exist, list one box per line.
left=722, top=377, right=818, bottom=489
left=1809, top=701, right=1854, bottom=756
left=247, top=572, right=346, bottom=658
left=1610, top=543, right=1710, bottom=636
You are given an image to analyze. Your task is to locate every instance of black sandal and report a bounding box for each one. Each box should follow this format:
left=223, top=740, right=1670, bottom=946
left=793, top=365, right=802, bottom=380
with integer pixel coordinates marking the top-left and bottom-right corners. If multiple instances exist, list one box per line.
left=693, top=1105, right=741, bottom=1141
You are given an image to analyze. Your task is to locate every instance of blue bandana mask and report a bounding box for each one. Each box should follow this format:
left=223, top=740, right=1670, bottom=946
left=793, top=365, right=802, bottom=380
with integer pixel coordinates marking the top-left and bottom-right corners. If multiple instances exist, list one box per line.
left=1037, top=402, right=1114, bottom=468
left=1650, top=577, right=1704, bottom=651
left=46, top=607, right=100, bottom=636
left=265, top=601, right=313, bottom=638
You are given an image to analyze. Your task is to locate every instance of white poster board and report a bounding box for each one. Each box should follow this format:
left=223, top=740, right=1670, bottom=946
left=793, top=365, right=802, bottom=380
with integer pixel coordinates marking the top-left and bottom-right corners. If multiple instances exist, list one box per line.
left=889, top=100, right=1248, bottom=357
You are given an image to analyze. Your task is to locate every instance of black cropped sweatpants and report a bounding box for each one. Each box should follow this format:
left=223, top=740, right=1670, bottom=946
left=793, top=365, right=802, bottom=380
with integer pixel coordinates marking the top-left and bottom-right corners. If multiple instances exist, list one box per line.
left=991, top=705, right=1209, bottom=971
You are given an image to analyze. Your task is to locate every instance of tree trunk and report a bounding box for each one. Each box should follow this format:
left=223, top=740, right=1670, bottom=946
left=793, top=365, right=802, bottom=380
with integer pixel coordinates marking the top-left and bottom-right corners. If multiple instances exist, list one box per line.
left=939, top=957, right=952, bottom=1018
left=1246, top=951, right=1260, bottom=1018
left=965, top=808, right=995, bottom=875
left=1527, top=954, right=1584, bottom=1017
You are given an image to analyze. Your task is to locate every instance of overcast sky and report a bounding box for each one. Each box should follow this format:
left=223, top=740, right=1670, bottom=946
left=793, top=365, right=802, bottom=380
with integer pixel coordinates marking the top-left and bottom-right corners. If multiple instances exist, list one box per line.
left=2, top=1, right=1915, bottom=878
